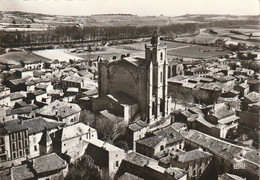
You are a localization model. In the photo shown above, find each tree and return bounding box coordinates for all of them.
[65,154,102,180]
[193,89,209,104]
[114,141,129,152]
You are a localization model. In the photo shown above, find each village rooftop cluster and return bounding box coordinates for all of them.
[0,13,259,180]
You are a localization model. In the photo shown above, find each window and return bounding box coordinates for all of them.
[12,152,16,159]
[18,141,22,149]
[114,161,119,168]
[64,144,66,146]
[199,168,202,175]
[19,150,23,157]
[11,134,15,141]
[34,145,37,151]
[160,145,164,151]
[193,169,196,176]
[160,52,163,61]
[12,143,16,151]
[70,118,74,123]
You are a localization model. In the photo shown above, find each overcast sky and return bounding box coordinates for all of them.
[0,0,259,16]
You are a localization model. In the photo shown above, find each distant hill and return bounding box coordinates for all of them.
[0,11,259,27]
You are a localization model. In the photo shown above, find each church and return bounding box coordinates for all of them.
[93,32,171,125]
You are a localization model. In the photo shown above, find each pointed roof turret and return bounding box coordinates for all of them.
[39,126,52,147]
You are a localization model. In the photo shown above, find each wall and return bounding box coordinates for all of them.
[238,111,259,129]
[108,150,126,177]
[61,112,81,125]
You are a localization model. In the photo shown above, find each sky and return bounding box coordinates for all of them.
[0,0,259,16]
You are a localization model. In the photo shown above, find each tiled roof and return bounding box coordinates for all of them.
[182,130,260,177]
[52,122,96,141]
[14,101,28,107]
[36,100,81,118]
[12,164,35,180]
[165,167,187,179]
[218,173,245,180]
[214,76,235,82]
[31,153,67,174]
[154,125,184,144]
[63,76,84,83]
[129,123,143,132]
[136,135,165,148]
[10,92,24,101]
[118,172,144,180]
[9,77,30,85]
[123,152,157,167]
[175,149,212,163]
[100,110,124,122]
[34,90,46,96]
[11,104,38,115]
[22,117,65,135]
[88,138,124,152]
[244,91,260,103]
[0,119,27,135]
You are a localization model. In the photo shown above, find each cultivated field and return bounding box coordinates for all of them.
[174,26,260,47]
[70,40,229,60]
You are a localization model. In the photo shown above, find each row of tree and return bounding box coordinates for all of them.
[0,19,258,48]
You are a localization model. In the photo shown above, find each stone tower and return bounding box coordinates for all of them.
[145,31,169,123]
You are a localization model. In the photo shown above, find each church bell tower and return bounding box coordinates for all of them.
[145,31,169,124]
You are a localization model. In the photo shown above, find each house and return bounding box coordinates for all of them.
[21,117,65,158]
[247,79,260,93]
[0,86,11,107]
[241,91,260,111]
[183,129,260,180]
[186,67,210,77]
[51,122,97,162]
[22,59,44,70]
[61,75,85,91]
[10,104,39,119]
[117,152,187,180]
[0,153,68,180]
[85,139,125,177]
[126,120,149,151]
[170,149,212,179]
[0,119,29,165]
[239,92,260,129]
[205,104,238,138]
[154,125,185,154]
[136,135,167,159]
[10,92,25,107]
[118,172,144,180]
[214,76,236,92]
[7,77,29,92]
[36,100,81,125]
[234,83,249,98]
